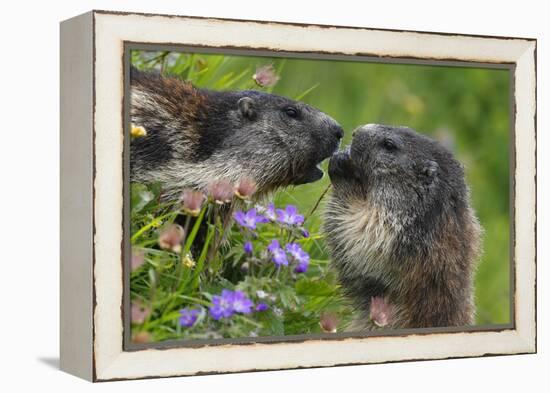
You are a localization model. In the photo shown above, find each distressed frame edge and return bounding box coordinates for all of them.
[91,9,537,42]
[89,11,537,382]
[512,40,537,354]
[59,11,95,381]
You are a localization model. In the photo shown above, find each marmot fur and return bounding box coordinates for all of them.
[324,124,482,330]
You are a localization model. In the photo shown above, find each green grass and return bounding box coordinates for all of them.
[129,49,510,343]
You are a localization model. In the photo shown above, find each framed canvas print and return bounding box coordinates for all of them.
[60,10,537,382]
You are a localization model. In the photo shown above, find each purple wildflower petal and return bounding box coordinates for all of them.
[286,243,310,263]
[243,241,253,254]
[209,290,235,320]
[286,242,310,273]
[234,211,247,227]
[256,212,269,224]
[276,205,304,226]
[267,239,281,252]
[232,290,254,314]
[264,203,277,221]
[255,303,269,312]
[267,239,288,266]
[294,261,309,273]
[234,209,268,230]
[272,249,289,266]
[179,308,200,327]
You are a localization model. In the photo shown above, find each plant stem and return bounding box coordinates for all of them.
[180,215,192,255]
[209,202,235,262]
[207,204,220,263]
[303,184,331,224]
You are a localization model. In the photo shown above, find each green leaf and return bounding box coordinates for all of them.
[270,316,285,336]
[295,277,335,297]
[294,83,320,101]
[130,183,155,214]
[278,287,298,309]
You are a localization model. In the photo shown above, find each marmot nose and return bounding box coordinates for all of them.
[332,125,344,140]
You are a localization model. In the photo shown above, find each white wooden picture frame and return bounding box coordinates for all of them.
[60,10,536,382]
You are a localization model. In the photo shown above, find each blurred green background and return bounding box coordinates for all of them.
[132,50,511,325]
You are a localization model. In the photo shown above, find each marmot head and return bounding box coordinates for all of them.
[325,123,475,281]
[213,89,344,187]
[328,123,467,224]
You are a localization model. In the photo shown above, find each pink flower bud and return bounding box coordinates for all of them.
[132,331,152,343]
[131,248,145,271]
[319,312,339,333]
[131,302,151,324]
[207,180,234,204]
[158,224,185,253]
[235,177,258,200]
[252,65,280,87]
[369,296,394,327]
[181,190,205,216]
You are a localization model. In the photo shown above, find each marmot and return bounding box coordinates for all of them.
[324,124,482,330]
[130,68,344,200]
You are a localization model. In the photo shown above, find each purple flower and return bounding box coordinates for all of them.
[255,303,269,312]
[294,262,309,273]
[234,208,268,230]
[208,289,255,320]
[286,242,310,273]
[267,239,281,253]
[264,203,277,221]
[267,239,288,266]
[179,308,200,327]
[243,241,253,254]
[209,289,235,320]
[232,290,254,314]
[276,205,304,226]
[301,229,310,238]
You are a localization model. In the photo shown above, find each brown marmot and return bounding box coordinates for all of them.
[130,67,344,200]
[324,124,482,330]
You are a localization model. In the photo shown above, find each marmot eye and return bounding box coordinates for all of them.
[284,107,299,118]
[383,139,397,151]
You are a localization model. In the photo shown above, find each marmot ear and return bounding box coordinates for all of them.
[238,97,256,120]
[422,160,439,181]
